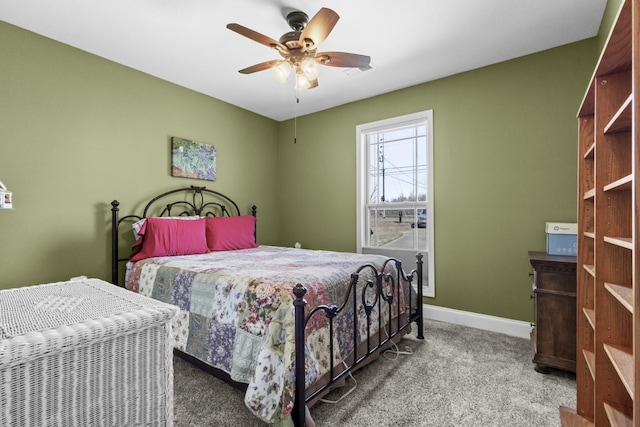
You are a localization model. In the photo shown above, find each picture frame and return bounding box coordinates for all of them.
[171,137,217,181]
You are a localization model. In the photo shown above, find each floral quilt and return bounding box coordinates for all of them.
[125,246,407,426]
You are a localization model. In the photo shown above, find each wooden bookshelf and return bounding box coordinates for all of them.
[561,0,639,425]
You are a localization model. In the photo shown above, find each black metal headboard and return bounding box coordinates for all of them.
[110,186,256,285]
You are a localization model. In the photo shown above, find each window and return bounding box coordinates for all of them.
[356,110,434,297]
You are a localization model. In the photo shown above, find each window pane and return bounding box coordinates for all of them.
[416,135,427,201]
[379,138,416,202]
[367,208,427,250]
[367,127,427,204]
[367,209,376,246]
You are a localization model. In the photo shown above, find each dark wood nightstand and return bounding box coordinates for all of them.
[528,251,577,373]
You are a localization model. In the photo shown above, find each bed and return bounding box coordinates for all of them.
[110,186,424,427]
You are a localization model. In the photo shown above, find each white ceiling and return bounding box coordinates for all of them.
[1,0,606,122]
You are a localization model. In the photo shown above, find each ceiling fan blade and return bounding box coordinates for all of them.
[308,78,318,89]
[238,60,282,74]
[227,23,285,50]
[316,52,371,69]
[299,8,339,51]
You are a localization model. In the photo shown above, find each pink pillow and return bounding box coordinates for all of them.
[130,217,209,262]
[205,216,258,251]
[132,216,200,241]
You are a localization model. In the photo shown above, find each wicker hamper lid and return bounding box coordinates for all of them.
[0,278,178,366]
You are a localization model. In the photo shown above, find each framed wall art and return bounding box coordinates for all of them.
[171,137,216,181]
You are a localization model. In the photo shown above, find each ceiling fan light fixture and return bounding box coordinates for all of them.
[295,69,312,90]
[272,61,293,83]
[300,57,320,80]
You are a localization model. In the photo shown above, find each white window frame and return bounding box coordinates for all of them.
[356,110,435,297]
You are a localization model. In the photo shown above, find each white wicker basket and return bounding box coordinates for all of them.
[0,278,178,426]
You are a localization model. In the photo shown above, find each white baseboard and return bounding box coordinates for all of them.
[423,304,532,339]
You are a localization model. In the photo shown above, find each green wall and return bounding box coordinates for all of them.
[0,12,611,323]
[277,39,597,322]
[0,21,279,288]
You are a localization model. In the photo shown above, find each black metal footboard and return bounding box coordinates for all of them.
[292,254,424,427]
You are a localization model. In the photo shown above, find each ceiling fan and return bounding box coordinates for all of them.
[227,7,371,90]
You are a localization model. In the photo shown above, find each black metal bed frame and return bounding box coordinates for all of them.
[110,186,424,427]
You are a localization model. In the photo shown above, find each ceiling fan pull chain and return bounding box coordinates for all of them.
[294,89,299,144]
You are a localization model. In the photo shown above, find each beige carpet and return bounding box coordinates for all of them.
[173,319,576,426]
